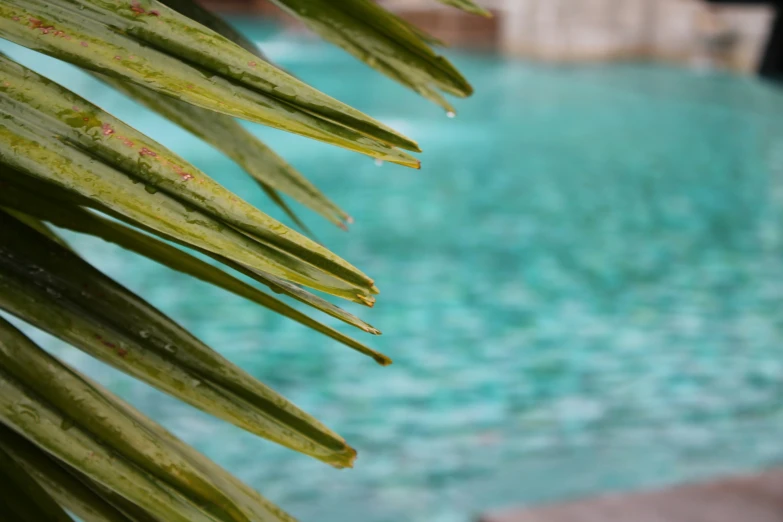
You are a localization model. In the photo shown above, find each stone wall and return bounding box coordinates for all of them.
[500,0,773,72]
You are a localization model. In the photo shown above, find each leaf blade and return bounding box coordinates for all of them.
[0,424,144,522]
[0,440,75,522]
[0,52,376,298]
[0,0,420,163]
[0,211,358,467]
[94,72,351,228]
[0,185,390,363]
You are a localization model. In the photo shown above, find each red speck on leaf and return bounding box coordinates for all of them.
[29,18,56,34]
[80,41,88,47]
[101,123,115,136]
[94,334,117,349]
[117,348,128,358]
[139,147,157,157]
[248,61,257,67]
[149,10,160,16]
[130,1,146,14]
[181,173,194,181]
[12,16,19,22]
[72,105,80,112]
[114,55,122,61]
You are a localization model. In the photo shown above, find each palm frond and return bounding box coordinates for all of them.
[0,0,420,159]
[94,72,351,229]
[0,182,389,363]
[0,317,298,521]
[0,0,478,519]
[0,211,357,468]
[0,424,144,522]
[0,54,376,302]
[270,0,473,112]
[0,176,383,327]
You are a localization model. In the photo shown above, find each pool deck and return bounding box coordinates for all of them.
[480,469,783,522]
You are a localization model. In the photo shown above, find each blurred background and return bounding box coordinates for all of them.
[5,0,783,521]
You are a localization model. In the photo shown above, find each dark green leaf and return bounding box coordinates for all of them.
[0,211,358,468]
[0,184,390,364]
[0,438,74,522]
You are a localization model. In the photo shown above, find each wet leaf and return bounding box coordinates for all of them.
[158,0,269,59]
[0,183,390,364]
[0,320,295,521]
[0,0,422,159]
[0,176,382,326]
[270,0,473,111]
[94,72,351,228]
[0,100,375,304]
[0,424,144,522]
[0,211,358,468]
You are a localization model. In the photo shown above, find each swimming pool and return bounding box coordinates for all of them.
[5,21,783,522]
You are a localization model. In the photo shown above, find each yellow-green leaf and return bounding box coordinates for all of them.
[95,72,351,228]
[0,52,377,300]
[0,211,357,468]
[0,0,421,161]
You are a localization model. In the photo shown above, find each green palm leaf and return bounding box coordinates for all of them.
[0,424,145,522]
[0,211,357,468]
[0,175,383,327]
[0,318,296,522]
[0,54,378,302]
[95,72,351,229]
[0,0,478,518]
[0,0,420,159]
[0,182,390,364]
[159,0,270,59]
[270,0,473,112]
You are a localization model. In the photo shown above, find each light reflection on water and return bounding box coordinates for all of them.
[4,21,783,522]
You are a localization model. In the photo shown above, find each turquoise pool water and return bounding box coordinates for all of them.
[5,22,783,522]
